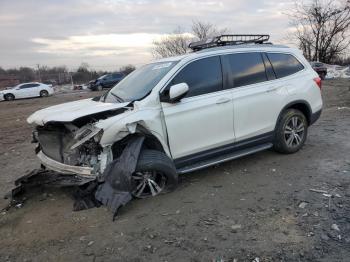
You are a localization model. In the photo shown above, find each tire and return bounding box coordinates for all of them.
[4,93,15,101]
[273,109,308,154]
[40,90,49,97]
[131,149,178,198]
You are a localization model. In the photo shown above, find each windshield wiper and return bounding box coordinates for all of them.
[110,92,124,103]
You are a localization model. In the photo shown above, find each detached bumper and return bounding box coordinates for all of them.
[37,151,95,178]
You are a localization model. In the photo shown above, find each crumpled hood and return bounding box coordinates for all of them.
[27,98,129,125]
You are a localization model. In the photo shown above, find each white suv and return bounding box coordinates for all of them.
[27,36,323,198]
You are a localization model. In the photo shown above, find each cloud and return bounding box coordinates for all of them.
[0,0,294,69]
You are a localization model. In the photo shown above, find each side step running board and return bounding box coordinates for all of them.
[177,143,273,174]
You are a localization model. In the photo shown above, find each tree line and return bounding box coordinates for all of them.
[0,63,136,85]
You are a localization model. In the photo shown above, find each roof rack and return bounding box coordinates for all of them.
[189,34,271,51]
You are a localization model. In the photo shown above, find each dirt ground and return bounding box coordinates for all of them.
[0,80,349,262]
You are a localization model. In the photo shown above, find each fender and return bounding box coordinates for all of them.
[275,100,312,129]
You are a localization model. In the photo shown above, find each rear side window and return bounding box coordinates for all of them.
[226,52,267,88]
[267,53,304,78]
[170,56,223,97]
[20,84,33,89]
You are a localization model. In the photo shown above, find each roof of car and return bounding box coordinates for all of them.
[155,44,295,63]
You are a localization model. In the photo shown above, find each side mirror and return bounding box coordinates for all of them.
[165,83,189,103]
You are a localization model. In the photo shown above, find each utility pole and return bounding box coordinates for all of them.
[36,64,41,82]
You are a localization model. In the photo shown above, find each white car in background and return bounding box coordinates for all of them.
[0,82,54,101]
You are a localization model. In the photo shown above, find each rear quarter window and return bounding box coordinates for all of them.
[267,53,304,78]
[225,52,267,88]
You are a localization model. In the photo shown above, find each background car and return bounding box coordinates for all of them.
[89,72,125,91]
[310,61,328,80]
[0,82,54,101]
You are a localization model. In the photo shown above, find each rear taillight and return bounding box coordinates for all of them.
[313,77,322,90]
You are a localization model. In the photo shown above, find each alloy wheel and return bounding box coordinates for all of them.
[131,171,166,198]
[284,116,305,147]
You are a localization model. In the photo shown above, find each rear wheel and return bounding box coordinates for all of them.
[4,93,15,101]
[131,150,178,198]
[274,109,308,154]
[40,90,49,97]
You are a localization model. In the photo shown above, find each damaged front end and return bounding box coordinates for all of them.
[33,122,109,178]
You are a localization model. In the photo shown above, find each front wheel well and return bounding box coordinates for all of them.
[111,134,165,159]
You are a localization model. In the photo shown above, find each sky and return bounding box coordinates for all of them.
[0,0,295,70]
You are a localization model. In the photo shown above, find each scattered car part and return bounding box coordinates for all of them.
[95,136,145,220]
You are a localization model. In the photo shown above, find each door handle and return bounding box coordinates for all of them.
[216,97,231,104]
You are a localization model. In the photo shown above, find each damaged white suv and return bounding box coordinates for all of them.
[27,35,323,198]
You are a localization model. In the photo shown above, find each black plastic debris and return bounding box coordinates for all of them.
[5,169,95,200]
[4,136,145,220]
[95,136,145,220]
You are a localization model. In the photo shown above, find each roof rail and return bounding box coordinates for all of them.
[189,34,271,52]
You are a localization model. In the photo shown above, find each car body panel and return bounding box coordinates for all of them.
[27,98,130,125]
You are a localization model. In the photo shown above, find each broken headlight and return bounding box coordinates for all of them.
[70,125,103,150]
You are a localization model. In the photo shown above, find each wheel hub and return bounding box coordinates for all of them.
[131,171,166,198]
[284,116,305,147]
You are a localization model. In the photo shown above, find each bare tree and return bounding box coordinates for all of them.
[152,21,227,58]
[152,27,192,58]
[287,0,350,63]
[192,20,227,40]
[119,64,136,75]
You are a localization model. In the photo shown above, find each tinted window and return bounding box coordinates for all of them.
[226,53,267,88]
[20,84,33,89]
[112,73,123,78]
[262,53,276,80]
[170,56,223,97]
[267,53,304,78]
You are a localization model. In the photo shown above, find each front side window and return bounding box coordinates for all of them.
[169,56,223,98]
[267,53,304,78]
[226,52,267,88]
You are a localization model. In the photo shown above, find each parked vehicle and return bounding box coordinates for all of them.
[310,61,327,80]
[0,82,54,101]
[89,73,125,91]
[27,35,322,198]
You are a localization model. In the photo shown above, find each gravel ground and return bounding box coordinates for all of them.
[0,80,349,262]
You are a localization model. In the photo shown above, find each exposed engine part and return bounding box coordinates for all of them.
[36,123,103,174]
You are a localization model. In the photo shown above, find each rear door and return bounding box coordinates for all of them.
[161,56,235,160]
[222,52,288,141]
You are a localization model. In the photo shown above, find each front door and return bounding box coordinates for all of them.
[161,56,235,160]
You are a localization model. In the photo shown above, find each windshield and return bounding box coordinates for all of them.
[104,61,178,103]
